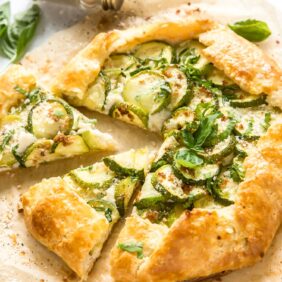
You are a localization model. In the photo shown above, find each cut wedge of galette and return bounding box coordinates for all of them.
[0,65,116,170]
[21,148,154,280]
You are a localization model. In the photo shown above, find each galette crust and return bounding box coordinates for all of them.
[199,26,282,96]
[0,64,36,121]
[21,177,110,280]
[52,10,215,100]
[111,120,282,282]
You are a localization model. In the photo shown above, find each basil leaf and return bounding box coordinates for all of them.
[104,208,112,223]
[228,19,271,42]
[0,4,40,62]
[180,128,195,148]
[118,242,144,259]
[0,1,10,38]
[194,112,221,147]
[175,148,203,169]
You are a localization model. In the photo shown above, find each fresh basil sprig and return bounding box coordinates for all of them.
[0,1,10,38]
[0,4,40,62]
[118,242,144,259]
[228,19,271,42]
[175,148,203,169]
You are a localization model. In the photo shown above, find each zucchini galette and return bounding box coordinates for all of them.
[23,8,282,282]
[0,65,116,170]
[21,148,153,280]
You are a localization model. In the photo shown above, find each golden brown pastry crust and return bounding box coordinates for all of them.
[111,120,282,282]
[0,64,36,121]
[199,26,282,96]
[52,9,215,100]
[22,177,110,280]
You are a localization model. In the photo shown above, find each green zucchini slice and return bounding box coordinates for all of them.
[114,176,139,216]
[54,135,89,156]
[150,135,179,172]
[188,85,217,111]
[173,161,219,184]
[27,99,74,139]
[23,140,57,167]
[162,107,196,137]
[199,135,236,163]
[163,66,191,110]
[152,164,187,202]
[0,149,17,167]
[234,110,272,140]
[177,40,211,74]
[87,199,120,223]
[109,102,148,129]
[103,54,138,71]
[229,92,266,108]
[134,41,173,64]
[135,173,166,210]
[103,148,150,180]
[122,71,171,114]
[69,162,115,190]
[84,73,110,111]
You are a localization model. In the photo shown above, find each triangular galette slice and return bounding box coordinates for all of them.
[0,65,116,170]
[21,148,154,280]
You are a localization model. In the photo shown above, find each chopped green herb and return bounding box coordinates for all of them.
[228,19,271,42]
[0,1,10,38]
[118,242,144,259]
[174,148,203,169]
[105,208,112,223]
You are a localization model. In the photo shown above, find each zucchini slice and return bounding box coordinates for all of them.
[152,164,187,202]
[0,149,17,167]
[173,161,219,184]
[103,148,150,180]
[150,135,179,172]
[162,107,196,137]
[83,73,110,111]
[69,162,115,190]
[114,176,139,216]
[27,99,74,139]
[135,173,166,210]
[188,85,217,111]
[104,54,137,70]
[163,66,191,110]
[208,170,238,205]
[109,102,148,129]
[54,135,89,156]
[81,129,114,151]
[234,110,272,140]
[134,41,173,64]
[87,199,120,223]
[23,140,57,167]
[199,135,236,163]
[207,68,233,86]
[177,40,211,74]
[122,71,171,114]
[229,92,266,108]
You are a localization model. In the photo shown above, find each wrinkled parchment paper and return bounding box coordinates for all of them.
[0,0,282,281]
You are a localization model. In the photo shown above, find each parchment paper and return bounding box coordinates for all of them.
[0,0,281,281]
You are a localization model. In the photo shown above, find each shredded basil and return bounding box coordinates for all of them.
[118,242,144,259]
[175,148,203,169]
[228,19,271,42]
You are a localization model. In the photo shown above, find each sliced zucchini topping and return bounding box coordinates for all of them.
[109,102,148,129]
[69,162,115,190]
[87,199,120,223]
[114,176,139,216]
[162,107,196,137]
[152,164,188,202]
[122,71,171,114]
[103,148,150,180]
[134,41,173,65]
[27,99,74,139]
[103,54,137,71]
[83,73,110,111]
[163,66,191,110]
